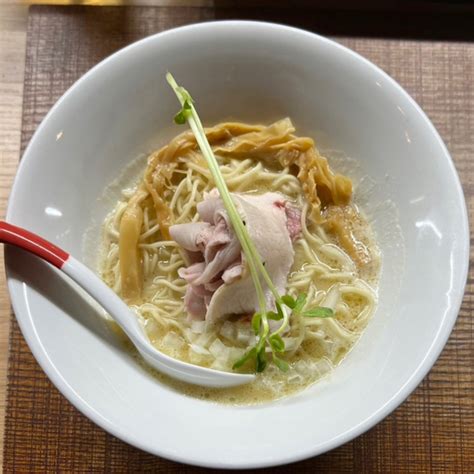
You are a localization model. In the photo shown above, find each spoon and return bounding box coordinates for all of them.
[0,221,255,388]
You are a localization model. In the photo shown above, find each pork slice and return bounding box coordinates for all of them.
[204,278,224,292]
[205,192,294,323]
[222,261,244,284]
[285,203,302,242]
[203,218,232,263]
[169,222,212,252]
[170,190,298,324]
[184,285,208,319]
[178,262,205,283]
[196,189,223,223]
[177,263,208,319]
[195,242,241,286]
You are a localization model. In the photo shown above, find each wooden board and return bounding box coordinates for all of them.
[3,5,473,472]
[0,4,28,468]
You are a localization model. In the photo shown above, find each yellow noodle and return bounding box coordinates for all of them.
[99,121,380,404]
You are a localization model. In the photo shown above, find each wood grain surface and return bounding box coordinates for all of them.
[0,3,28,468]
[3,5,473,472]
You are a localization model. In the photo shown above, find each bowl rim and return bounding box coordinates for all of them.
[6,20,470,468]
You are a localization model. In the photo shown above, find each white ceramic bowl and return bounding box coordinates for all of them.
[5,22,469,468]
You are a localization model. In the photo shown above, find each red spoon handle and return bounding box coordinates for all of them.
[0,221,69,269]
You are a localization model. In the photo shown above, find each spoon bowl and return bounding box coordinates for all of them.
[0,220,255,388]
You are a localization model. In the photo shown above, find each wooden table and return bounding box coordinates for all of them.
[0,2,473,471]
[0,3,28,468]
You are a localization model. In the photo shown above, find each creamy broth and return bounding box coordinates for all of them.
[99,120,380,404]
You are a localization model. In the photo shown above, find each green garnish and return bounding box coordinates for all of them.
[174,98,193,124]
[167,73,334,373]
[269,334,285,353]
[272,354,289,372]
[251,313,262,335]
[282,293,334,318]
[302,307,334,318]
[281,294,296,309]
[293,293,307,314]
[232,347,257,370]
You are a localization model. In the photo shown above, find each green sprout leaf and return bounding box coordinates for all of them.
[269,334,285,353]
[303,307,334,318]
[267,311,283,321]
[293,293,307,314]
[281,294,296,309]
[173,99,192,124]
[277,302,285,320]
[232,347,257,370]
[273,355,289,372]
[251,312,262,336]
[256,347,267,372]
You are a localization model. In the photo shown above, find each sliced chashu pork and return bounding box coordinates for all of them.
[169,190,300,323]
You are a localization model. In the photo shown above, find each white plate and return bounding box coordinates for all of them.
[5,22,469,468]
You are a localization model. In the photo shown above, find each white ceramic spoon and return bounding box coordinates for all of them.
[1,221,255,388]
